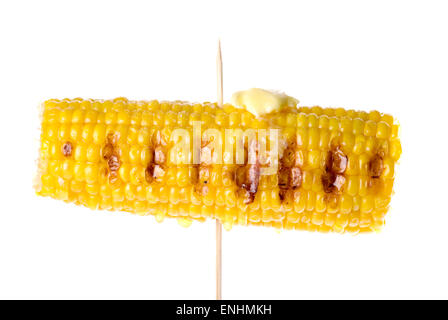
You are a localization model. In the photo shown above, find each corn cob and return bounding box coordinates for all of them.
[35,97,401,233]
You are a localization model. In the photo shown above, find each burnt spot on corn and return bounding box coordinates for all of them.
[246,162,261,202]
[322,146,347,194]
[102,143,114,160]
[106,132,119,145]
[369,154,384,178]
[199,165,210,184]
[191,165,199,185]
[322,171,346,194]
[107,154,120,184]
[367,176,382,193]
[235,163,260,204]
[325,146,347,174]
[144,162,155,183]
[291,168,302,188]
[278,142,302,202]
[107,154,120,171]
[154,146,166,165]
[62,141,73,157]
[194,139,213,195]
[367,153,385,193]
[102,133,121,184]
[145,131,167,183]
[152,164,166,180]
[145,162,166,183]
[234,139,260,204]
[278,166,290,190]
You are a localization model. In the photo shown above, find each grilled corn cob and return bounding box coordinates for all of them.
[35,97,401,233]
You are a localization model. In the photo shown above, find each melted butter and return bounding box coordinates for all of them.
[231,88,299,118]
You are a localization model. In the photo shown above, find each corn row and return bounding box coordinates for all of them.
[35,97,401,233]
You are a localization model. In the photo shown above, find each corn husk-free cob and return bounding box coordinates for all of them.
[35,97,401,233]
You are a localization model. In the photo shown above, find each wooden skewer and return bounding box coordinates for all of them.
[216,39,223,301]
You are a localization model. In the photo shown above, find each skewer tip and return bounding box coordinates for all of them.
[216,39,223,107]
[216,38,223,301]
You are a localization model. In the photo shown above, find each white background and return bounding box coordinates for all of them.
[0,0,447,299]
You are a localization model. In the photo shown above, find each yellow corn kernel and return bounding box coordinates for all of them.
[364,120,377,137]
[346,176,359,196]
[311,212,324,226]
[328,117,340,131]
[340,195,353,214]
[376,121,391,139]
[361,195,374,213]
[85,164,99,184]
[391,140,402,161]
[307,150,321,169]
[36,97,400,234]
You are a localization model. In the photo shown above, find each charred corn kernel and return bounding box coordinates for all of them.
[36,97,400,234]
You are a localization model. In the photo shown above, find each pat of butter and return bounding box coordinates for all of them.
[231,88,299,117]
